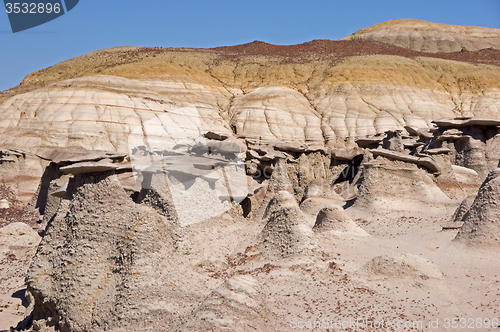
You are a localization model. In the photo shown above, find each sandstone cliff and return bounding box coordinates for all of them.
[1,24,500,202]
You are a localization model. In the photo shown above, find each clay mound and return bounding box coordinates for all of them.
[354,161,453,212]
[455,169,500,247]
[344,19,500,53]
[261,191,298,220]
[25,171,217,332]
[313,205,369,237]
[257,191,319,260]
[299,197,344,220]
[452,194,476,222]
[362,252,444,281]
[177,275,275,332]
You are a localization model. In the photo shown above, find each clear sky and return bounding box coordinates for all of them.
[1,0,499,91]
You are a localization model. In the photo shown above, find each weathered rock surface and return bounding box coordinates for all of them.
[177,275,275,332]
[0,223,40,330]
[455,169,500,247]
[1,23,500,201]
[2,19,500,332]
[451,194,476,222]
[257,191,320,262]
[355,158,453,211]
[313,205,369,236]
[362,252,444,281]
[26,171,217,332]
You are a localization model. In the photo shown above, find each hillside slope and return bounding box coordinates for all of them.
[343,19,500,53]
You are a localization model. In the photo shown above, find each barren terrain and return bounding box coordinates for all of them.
[0,19,500,332]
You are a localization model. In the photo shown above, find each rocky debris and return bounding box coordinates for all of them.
[313,205,369,236]
[455,168,500,247]
[176,275,275,332]
[257,191,320,261]
[344,19,500,53]
[362,252,444,282]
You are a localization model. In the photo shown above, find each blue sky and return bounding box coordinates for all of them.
[1,0,499,91]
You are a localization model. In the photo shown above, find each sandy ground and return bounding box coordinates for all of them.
[261,204,500,331]
[1,200,499,331]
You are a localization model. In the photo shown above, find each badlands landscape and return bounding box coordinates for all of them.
[0,19,500,331]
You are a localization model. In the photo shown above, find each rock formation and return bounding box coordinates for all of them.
[313,205,369,237]
[455,168,500,247]
[1,19,500,332]
[354,157,453,212]
[344,19,500,53]
[26,170,205,331]
[177,275,275,332]
[256,191,320,262]
[362,252,444,281]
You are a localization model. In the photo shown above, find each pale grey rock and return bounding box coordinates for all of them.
[432,117,500,129]
[370,149,441,174]
[455,168,500,247]
[257,191,320,261]
[177,275,276,332]
[363,253,444,281]
[313,205,369,236]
